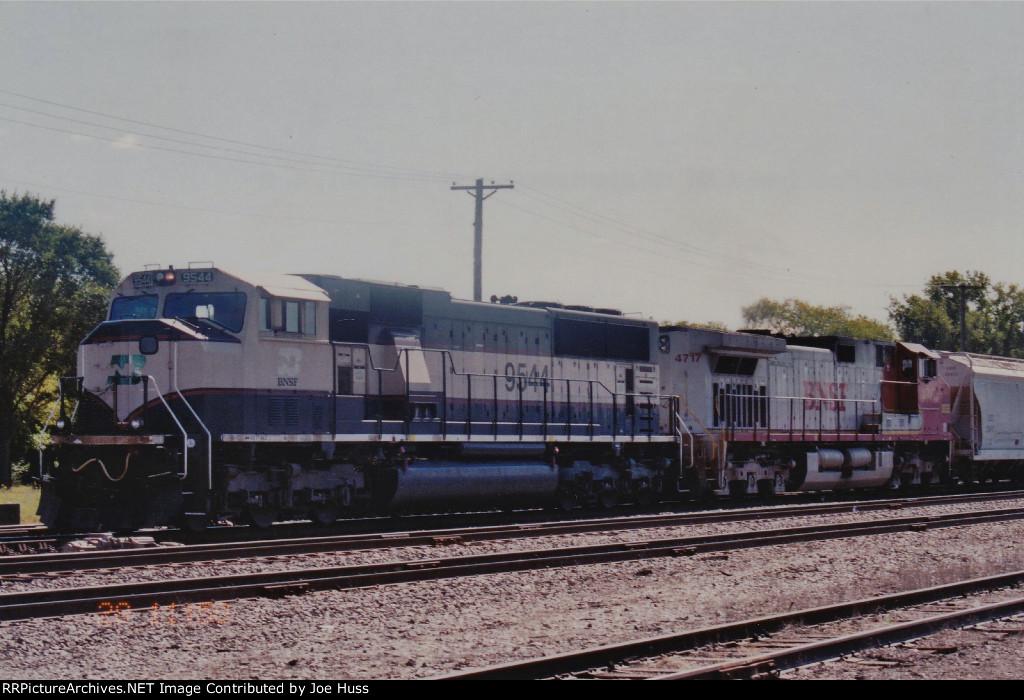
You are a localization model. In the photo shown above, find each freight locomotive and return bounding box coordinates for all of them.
[35,264,1024,531]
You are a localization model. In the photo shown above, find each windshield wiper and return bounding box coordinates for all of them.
[195,316,234,333]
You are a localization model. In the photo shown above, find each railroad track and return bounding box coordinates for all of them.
[0,524,50,542]
[5,484,1018,553]
[0,524,59,556]
[3,503,1024,622]
[0,524,47,534]
[439,570,1024,679]
[2,490,1021,575]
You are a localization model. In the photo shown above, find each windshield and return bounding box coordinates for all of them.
[110,294,158,320]
[164,292,247,333]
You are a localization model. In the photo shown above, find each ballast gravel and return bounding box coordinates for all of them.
[4,499,1024,680]
[2,496,1023,595]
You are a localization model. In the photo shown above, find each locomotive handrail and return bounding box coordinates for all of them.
[713,389,882,442]
[947,422,974,458]
[37,399,61,478]
[172,344,213,490]
[332,341,672,440]
[346,340,653,408]
[739,393,881,403]
[878,375,953,416]
[139,376,192,480]
[675,392,719,464]
[675,410,694,469]
[37,376,83,479]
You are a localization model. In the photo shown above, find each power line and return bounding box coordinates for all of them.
[0,175,462,227]
[494,196,835,286]
[0,114,440,181]
[0,100,429,177]
[518,186,789,274]
[513,185,919,290]
[0,89,932,294]
[0,87,471,181]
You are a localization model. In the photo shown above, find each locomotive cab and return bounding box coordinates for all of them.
[38,265,333,530]
[877,342,946,433]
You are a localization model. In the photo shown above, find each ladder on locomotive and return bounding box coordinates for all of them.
[673,396,721,493]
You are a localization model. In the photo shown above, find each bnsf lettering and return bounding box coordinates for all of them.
[277,377,298,387]
[803,381,847,411]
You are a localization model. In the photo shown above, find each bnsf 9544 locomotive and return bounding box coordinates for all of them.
[36,265,1024,531]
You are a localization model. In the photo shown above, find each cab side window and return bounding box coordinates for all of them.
[285,301,300,333]
[262,297,317,337]
[260,298,272,331]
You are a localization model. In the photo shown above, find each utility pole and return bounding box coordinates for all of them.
[942,283,984,352]
[451,178,514,301]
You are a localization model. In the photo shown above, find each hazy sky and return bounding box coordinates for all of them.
[2,2,1022,328]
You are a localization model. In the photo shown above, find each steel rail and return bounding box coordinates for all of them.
[658,595,1024,679]
[4,506,1024,622]
[3,490,1021,575]
[440,569,1024,680]
[0,524,48,535]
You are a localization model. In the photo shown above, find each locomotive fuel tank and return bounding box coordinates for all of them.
[791,449,895,491]
[387,460,560,509]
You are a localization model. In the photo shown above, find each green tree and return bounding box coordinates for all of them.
[741,297,895,340]
[662,319,730,332]
[889,271,1024,357]
[0,192,118,486]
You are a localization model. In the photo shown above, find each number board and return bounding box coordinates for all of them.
[131,270,215,288]
[180,270,215,285]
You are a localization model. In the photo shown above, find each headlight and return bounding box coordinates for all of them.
[154,269,176,286]
[129,418,145,430]
[55,418,66,430]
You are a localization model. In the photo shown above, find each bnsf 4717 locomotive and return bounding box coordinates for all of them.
[36,265,1024,530]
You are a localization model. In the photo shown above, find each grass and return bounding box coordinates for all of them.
[0,484,41,524]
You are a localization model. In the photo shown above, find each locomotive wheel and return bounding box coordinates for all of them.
[311,505,339,526]
[774,473,786,495]
[145,487,184,529]
[248,506,278,529]
[598,485,617,509]
[635,486,656,508]
[756,478,775,498]
[181,512,209,533]
[557,486,579,511]
[68,507,101,533]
